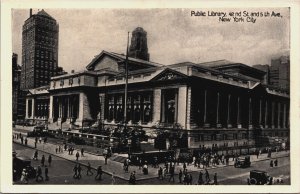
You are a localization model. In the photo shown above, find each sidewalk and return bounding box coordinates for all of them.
[12,129,290,181]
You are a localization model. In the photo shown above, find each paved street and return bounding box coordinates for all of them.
[13,140,290,185]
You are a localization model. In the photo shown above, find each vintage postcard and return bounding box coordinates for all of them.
[1,0,300,193]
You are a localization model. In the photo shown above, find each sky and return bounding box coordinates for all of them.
[12,8,290,73]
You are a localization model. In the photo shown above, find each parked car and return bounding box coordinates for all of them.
[248,170,272,185]
[234,155,251,168]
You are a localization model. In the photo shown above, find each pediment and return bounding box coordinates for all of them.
[150,68,187,82]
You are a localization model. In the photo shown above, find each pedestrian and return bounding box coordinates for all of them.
[86,162,93,176]
[39,137,42,144]
[35,136,38,144]
[44,137,47,144]
[45,165,49,181]
[188,173,193,185]
[274,158,278,167]
[36,166,43,182]
[256,150,259,159]
[41,155,45,166]
[73,164,78,179]
[158,167,163,180]
[198,171,204,185]
[20,169,28,184]
[129,171,136,185]
[270,160,274,167]
[21,136,24,144]
[68,147,71,155]
[183,162,187,171]
[58,145,61,153]
[213,173,218,185]
[81,148,84,157]
[25,138,28,146]
[76,151,80,161]
[178,169,183,183]
[77,164,82,179]
[64,143,67,151]
[48,155,52,167]
[111,172,115,185]
[95,166,103,180]
[33,150,38,160]
[169,166,175,182]
[162,166,167,180]
[105,154,108,165]
[143,163,148,175]
[205,169,210,183]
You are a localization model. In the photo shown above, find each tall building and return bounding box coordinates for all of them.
[12,53,26,121]
[269,56,290,90]
[128,27,150,61]
[20,9,59,90]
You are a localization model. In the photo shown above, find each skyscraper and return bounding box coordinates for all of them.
[20,9,59,90]
[269,56,290,90]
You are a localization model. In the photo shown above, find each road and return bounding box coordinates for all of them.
[13,143,290,185]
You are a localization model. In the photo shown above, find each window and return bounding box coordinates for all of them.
[233,133,238,140]
[60,79,64,86]
[69,78,73,85]
[211,134,217,141]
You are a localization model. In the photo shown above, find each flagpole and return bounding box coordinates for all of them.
[124,32,130,124]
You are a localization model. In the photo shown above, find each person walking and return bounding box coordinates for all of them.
[86,162,93,176]
[41,155,45,166]
[274,158,278,167]
[77,164,82,179]
[95,166,103,180]
[33,150,38,161]
[105,154,108,165]
[48,155,52,167]
[183,162,187,171]
[20,169,28,184]
[39,137,42,144]
[205,169,210,183]
[76,151,80,161]
[25,138,28,146]
[158,167,163,180]
[129,171,136,185]
[213,173,218,185]
[198,171,204,185]
[73,164,78,179]
[178,169,183,183]
[270,160,274,167]
[81,148,84,157]
[169,165,175,182]
[36,166,43,182]
[45,165,49,181]
[21,136,24,144]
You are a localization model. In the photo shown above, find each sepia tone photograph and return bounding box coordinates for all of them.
[10,7,291,186]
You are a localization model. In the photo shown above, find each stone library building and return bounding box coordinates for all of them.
[24,27,290,152]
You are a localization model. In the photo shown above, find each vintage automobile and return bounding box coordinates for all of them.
[13,156,36,181]
[248,170,273,185]
[234,155,251,168]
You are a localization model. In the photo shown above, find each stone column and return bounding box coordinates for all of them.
[66,96,71,124]
[271,101,275,129]
[283,103,287,128]
[237,96,241,128]
[248,97,252,129]
[57,97,62,123]
[25,98,29,119]
[48,96,54,123]
[152,89,161,124]
[31,98,35,119]
[216,92,222,128]
[264,100,268,128]
[227,94,232,128]
[203,89,210,128]
[186,86,191,130]
[277,102,281,128]
[178,86,187,128]
[259,99,262,127]
[75,92,92,126]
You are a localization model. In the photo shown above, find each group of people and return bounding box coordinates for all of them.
[31,150,52,182]
[270,158,278,167]
[13,133,28,146]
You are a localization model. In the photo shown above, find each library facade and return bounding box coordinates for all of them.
[25,50,290,151]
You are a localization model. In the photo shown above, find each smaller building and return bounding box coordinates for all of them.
[12,53,26,122]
